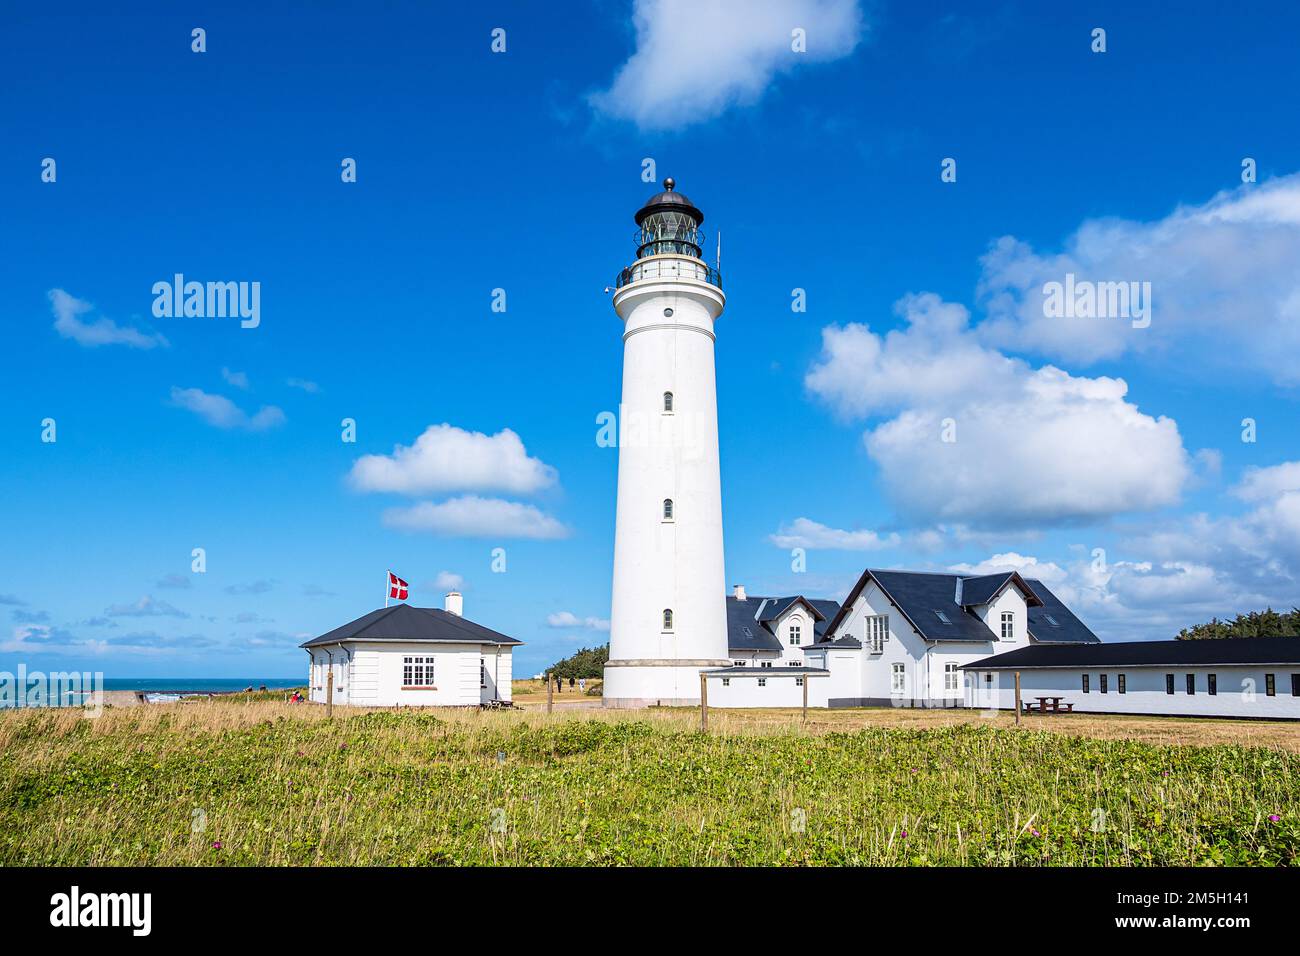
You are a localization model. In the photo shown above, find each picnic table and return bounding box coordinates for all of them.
[1023,696,1074,714]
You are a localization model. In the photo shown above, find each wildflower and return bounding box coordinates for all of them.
[900,830,908,839]
[1269,814,1281,823]
[1031,827,1041,838]
[212,840,223,850]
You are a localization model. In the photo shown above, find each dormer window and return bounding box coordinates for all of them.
[663,498,674,520]
[1043,614,1061,627]
[1000,611,1014,639]
[662,609,673,631]
[789,622,801,646]
[933,609,952,625]
[663,391,674,413]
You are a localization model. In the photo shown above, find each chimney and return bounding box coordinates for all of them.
[733,584,746,601]
[444,591,463,616]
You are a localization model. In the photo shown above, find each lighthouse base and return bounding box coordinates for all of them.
[601,659,733,709]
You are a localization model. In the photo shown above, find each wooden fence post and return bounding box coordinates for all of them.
[1014,671,1021,726]
[326,667,334,720]
[699,672,708,732]
[546,671,553,714]
[802,674,808,723]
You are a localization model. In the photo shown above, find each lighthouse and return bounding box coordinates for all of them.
[603,179,730,707]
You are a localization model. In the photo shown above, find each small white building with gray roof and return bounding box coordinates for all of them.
[301,592,521,707]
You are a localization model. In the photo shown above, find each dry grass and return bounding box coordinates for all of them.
[1,697,1297,866]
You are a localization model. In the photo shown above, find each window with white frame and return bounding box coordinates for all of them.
[662,608,673,631]
[663,391,674,413]
[663,498,673,520]
[480,658,487,689]
[721,677,730,687]
[891,663,906,694]
[944,662,958,692]
[733,660,746,667]
[760,661,772,668]
[795,676,804,687]
[757,677,767,687]
[789,621,802,645]
[1000,611,1014,640]
[403,656,435,688]
[865,614,889,654]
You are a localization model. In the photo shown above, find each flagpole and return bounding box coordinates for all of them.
[385,569,389,608]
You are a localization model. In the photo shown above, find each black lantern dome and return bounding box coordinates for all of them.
[634,178,705,260]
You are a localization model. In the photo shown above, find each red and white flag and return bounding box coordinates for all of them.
[387,570,409,602]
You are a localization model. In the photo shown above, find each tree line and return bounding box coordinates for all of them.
[1176,607,1300,640]
[547,644,608,679]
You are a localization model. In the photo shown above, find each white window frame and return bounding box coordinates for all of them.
[757,677,767,688]
[891,663,906,694]
[663,391,674,414]
[1000,611,1014,640]
[865,614,889,654]
[662,498,674,521]
[788,620,802,646]
[403,655,435,688]
[944,662,958,692]
[480,657,487,690]
[662,609,673,632]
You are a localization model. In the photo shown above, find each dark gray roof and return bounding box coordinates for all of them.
[635,179,703,225]
[726,595,842,652]
[300,604,522,649]
[964,636,1300,670]
[959,573,1015,607]
[869,570,1007,643]
[806,634,863,649]
[1024,579,1100,644]
[823,568,1088,645]
[703,665,830,676]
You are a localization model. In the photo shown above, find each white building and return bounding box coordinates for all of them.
[300,592,520,707]
[963,638,1300,719]
[705,569,1300,719]
[604,179,731,707]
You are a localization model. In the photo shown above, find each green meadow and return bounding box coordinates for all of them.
[0,701,1296,866]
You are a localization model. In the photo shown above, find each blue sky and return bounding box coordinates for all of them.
[4,0,1300,679]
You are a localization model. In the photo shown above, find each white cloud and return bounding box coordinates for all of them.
[382,496,569,540]
[49,289,167,349]
[432,571,464,591]
[1232,461,1300,503]
[221,367,251,390]
[348,424,557,497]
[287,377,320,393]
[805,294,1191,528]
[590,0,863,129]
[977,173,1300,384]
[169,387,285,431]
[105,595,189,618]
[947,551,1068,585]
[546,611,611,631]
[769,517,900,550]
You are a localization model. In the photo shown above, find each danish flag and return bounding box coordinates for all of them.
[387,570,409,602]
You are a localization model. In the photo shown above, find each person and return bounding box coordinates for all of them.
[555,676,562,693]
[579,678,586,692]
[568,676,575,690]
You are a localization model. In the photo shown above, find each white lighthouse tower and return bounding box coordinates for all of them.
[603,179,730,707]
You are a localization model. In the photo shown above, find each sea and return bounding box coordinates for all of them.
[0,676,302,708]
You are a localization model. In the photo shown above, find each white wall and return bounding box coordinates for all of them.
[966,666,1300,719]
[605,254,730,706]
[309,642,504,707]
[706,673,829,708]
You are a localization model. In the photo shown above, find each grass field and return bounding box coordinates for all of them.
[1,698,1296,866]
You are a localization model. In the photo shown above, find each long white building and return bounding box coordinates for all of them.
[705,570,1300,719]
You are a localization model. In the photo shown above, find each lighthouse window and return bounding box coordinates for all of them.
[662,498,673,520]
[663,307,674,318]
[663,391,674,413]
[662,609,673,631]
